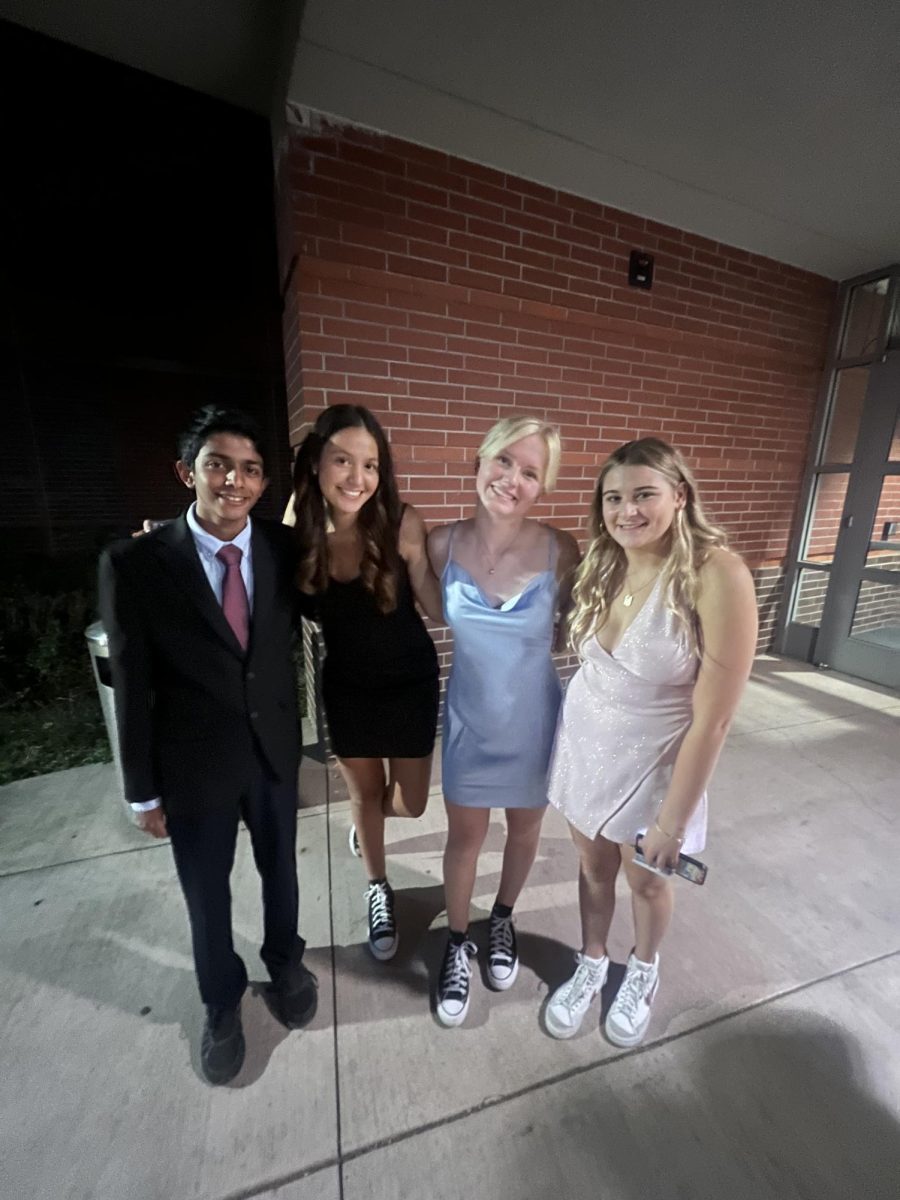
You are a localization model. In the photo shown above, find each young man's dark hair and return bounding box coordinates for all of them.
[177,405,265,470]
[98,410,315,1084]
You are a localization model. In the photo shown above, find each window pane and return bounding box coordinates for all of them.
[791,568,830,626]
[865,474,900,572]
[820,367,868,463]
[850,579,900,648]
[802,473,849,564]
[840,277,889,359]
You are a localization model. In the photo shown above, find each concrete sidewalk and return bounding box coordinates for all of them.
[1,655,898,1200]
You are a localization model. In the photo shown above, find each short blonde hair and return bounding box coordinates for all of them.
[477,416,562,491]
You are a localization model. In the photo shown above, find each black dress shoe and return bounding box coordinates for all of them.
[201,1006,245,1084]
[269,961,318,1029]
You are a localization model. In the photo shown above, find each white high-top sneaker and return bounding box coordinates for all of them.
[604,952,659,1047]
[544,952,609,1039]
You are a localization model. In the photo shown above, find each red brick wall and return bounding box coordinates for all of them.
[278,116,838,666]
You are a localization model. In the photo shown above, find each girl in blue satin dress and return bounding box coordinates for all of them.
[427,417,580,1026]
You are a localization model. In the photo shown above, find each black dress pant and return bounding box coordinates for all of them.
[166,760,305,1010]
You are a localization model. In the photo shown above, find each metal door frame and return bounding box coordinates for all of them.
[775,263,900,688]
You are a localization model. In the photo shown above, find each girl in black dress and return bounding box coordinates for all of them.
[289,405,443,961]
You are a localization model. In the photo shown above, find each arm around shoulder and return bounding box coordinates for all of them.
[426,521,453,578]
[400,505,445,624]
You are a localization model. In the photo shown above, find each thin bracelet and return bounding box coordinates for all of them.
[654,819,684,845]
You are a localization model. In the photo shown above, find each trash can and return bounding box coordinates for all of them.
[85,621,129,813]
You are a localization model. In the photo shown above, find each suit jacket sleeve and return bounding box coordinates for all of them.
[98,547,158,803]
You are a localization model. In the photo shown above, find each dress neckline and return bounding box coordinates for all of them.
[594,575,663,658]
[445,559,553,611]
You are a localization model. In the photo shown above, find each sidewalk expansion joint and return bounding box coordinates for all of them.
[216,1155,340,1200]
[0,815,328,880]
[0,839,173,879]
[335,944,900,1167]
[197,944,900,1200]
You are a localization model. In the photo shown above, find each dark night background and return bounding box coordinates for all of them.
[1,19,291,560]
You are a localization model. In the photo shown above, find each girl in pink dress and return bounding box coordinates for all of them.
[545,438,757,1047]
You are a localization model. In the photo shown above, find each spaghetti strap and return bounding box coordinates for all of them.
[446,520,460,560]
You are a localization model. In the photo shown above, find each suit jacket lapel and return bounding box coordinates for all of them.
[154,516,245,657]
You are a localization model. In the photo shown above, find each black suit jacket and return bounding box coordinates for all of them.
[98,516,300,816]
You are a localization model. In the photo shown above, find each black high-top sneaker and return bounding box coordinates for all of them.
[487,909,519,990]
[366,879,398,961]
[435,935,477,1027]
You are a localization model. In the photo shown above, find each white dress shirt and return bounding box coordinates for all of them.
[185,502,255,612]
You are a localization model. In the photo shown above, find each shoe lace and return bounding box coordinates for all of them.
[367,882,395,935]
[615,963,652,1022]
[557,955,604,1012]
[441,940,476,995]
[489,915,515,963]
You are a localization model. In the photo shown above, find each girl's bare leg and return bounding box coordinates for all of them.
[383,755,433,818]
[442,802,490,931]
[570,826,622,958]
[620,844,674,962]
[495,807,546,908]
[338,757,387,879]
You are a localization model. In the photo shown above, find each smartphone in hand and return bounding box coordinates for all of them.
[633,836,708,886]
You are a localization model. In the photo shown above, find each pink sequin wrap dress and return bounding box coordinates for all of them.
[547,580,707,853]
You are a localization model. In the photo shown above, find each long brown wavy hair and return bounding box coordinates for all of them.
[568,438,729,655]
[291,405,403,613]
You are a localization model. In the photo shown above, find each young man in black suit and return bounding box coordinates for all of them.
[99,406,316,1084]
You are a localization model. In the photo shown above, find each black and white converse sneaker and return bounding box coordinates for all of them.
[436,936,477,1027]
[487,910,519,990]
[366,880,398,961]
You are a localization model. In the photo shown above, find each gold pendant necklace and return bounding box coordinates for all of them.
[622,571,660,607]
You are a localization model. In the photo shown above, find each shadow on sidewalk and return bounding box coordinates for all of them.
[502,1015,900,1200]
[325,882,576,1029]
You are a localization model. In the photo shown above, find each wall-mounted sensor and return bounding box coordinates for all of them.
[629,250,654,289]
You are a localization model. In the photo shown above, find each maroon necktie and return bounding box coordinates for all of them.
[216,544,249,650]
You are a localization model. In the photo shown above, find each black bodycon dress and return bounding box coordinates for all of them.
[315,561,439,759]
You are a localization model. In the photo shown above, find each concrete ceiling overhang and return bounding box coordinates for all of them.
[0,0,298,115]
[288,0,900,280]
[3,0,897,278]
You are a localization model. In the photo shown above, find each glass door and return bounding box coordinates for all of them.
[779,269,900,689]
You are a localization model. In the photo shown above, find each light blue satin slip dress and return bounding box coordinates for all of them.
[440,524,561,808]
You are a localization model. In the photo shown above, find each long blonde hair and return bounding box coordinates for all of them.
[568,438,728,655]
